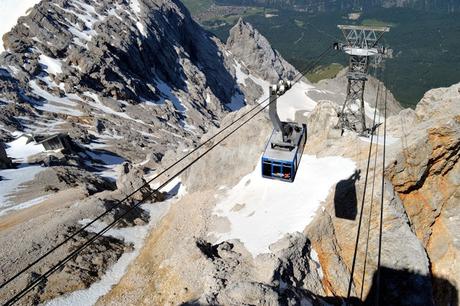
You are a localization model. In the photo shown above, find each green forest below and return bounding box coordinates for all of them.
[183,1,460,108]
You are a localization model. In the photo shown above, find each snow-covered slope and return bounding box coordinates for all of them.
[234,58,316,122]
[213,154,356,256]
[0,0,41,52]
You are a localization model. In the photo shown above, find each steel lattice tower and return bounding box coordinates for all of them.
[335,25,390,135]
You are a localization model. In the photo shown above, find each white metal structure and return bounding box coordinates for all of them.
[335,25,390,135]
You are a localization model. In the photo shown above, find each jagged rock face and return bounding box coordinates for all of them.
[0,0,244,161]
[304,82,460,305]
[226,18,298,84]
[303,121,432,303]
[116,162,153,200]
[198,234,324,305]
[2,0,233,102]
[306,100,339,139]
[386,83,460,305]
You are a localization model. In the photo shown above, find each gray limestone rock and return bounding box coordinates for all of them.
[226,18,298,84]
[116,162,152,201]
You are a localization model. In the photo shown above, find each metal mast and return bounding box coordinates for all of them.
[335,25,390,135]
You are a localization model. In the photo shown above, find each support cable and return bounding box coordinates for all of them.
[346,65,381,301]
[359,83,382,300]
[375,87,388,306]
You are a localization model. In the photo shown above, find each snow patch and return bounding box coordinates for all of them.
[233,60,317,120]
[136,21,147,37]
[39,55,63,75]
[83,92,147,126]
[155,81,187,113]
[0,195,50,217]
[309,248,324,279]
[0,165,44,213]
[234,61,270,100]
[29,80,84,116]
[359,134,400,146]
[212,154,356,256]
[278,81,316,122]
[150,177,187,199]
[130,0,141,14]
[6,136,45,163]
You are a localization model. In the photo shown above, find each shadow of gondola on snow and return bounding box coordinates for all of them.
[334,169,360,220]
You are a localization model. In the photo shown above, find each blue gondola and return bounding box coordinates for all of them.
[261,80,307,183]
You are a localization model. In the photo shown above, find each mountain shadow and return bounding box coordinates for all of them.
[322,266,458,306]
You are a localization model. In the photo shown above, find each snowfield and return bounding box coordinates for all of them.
[213,154,356,257]
[6,135,45,163]
[0,165,44,213]
[0,136,47,215]
[278,81,317,121]
[0,195,50,217]
[0,0,42,52]
[234,60,316,122]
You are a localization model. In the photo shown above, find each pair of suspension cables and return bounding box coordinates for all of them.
[346,62,389,306]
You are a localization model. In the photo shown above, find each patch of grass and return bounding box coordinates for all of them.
[361,18,397,27]
[201,7,266,31]
[181,0,214,14]
[306,63,344,83]
[294,19,304,27]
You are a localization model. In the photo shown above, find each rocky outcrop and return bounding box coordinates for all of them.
[2,0,234,102]
[0,142,12,169]
[226,18,298,84]
[386,83,460,305]
[116,162,152,201]
[196,233,324,305]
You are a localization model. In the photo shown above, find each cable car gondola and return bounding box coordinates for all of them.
[261,80,307,183]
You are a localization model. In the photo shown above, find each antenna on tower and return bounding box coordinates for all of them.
[334,25,390,136]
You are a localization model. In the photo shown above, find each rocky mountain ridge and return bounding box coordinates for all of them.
[1,0,239,163]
